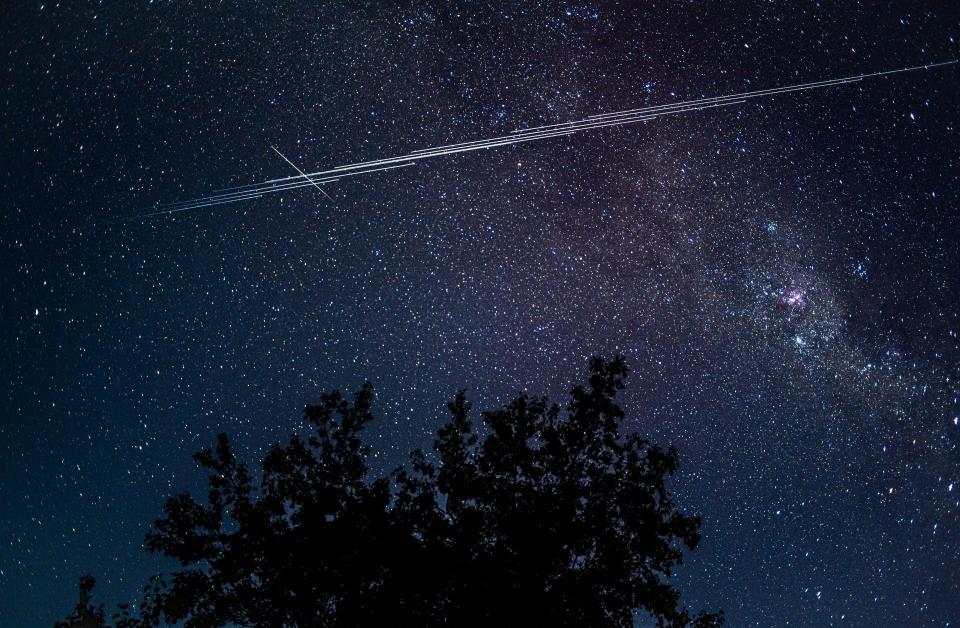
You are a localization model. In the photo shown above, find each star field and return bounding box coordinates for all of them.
[2,2,959,626]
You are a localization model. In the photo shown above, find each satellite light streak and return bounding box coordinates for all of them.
[271,145,337,203]
[135,60,956,221]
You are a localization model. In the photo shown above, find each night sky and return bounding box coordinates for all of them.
[2,2,959,626]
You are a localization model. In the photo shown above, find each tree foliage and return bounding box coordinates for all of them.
[59,357,721,627]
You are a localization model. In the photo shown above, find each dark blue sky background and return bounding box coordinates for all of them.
[2,2,959,625]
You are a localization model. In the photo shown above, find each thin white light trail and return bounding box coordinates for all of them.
[154,162,415,215]
[271,145,336,203]
[132,60,956,220]
[584,59,955,123]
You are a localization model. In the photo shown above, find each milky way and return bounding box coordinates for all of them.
[2,3,959,626]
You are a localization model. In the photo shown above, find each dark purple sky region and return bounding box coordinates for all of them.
[2,3,959,626]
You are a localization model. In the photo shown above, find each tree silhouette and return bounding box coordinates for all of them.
[55,576,105,628]
[59,357,722,627]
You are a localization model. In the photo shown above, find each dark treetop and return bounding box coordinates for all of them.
[57,357,721,627]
